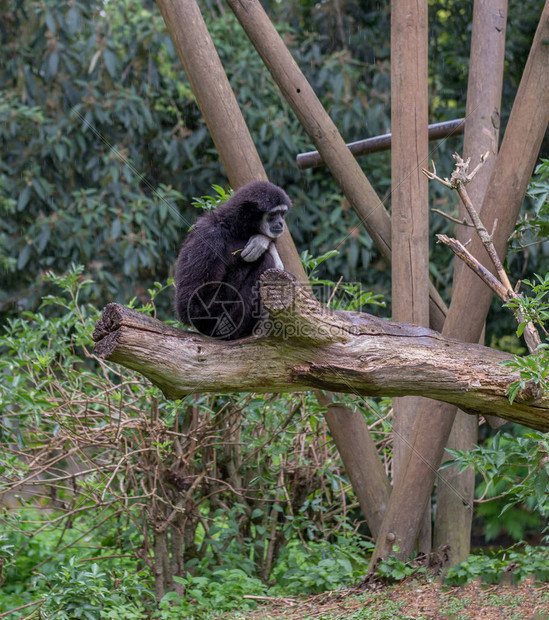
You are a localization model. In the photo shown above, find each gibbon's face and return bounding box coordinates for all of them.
[259,205,289,240]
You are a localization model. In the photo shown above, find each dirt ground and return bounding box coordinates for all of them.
[234,579,549,619]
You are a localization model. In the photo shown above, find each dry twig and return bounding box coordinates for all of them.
[424,153,542,354]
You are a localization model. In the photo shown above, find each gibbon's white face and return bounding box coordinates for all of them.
[259,204,289,239]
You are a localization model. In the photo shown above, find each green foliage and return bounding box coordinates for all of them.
[443,430,549,540]
[36,558,152,619]
[271,536,373,595]
[445,545,549,586]
[506,274,549,338]
[0,0,197,312]
[156,570,267,617]
[501,272,549,405]
[301,248,341,280]
[376,552,427,582]
[190,185,233,213]
[155,534,370,615]
[153,519,372,615]
[1,514,90,601]
[502,343,549,404]
[513,159,549,247]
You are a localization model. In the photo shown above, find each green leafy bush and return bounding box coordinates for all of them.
[156,569,267,617]
[0,266,377,613]
[443,430,549,542]
[375,553,427,582]
[271,536,372,595]
[445,545,549,585]
[35,558,152,619]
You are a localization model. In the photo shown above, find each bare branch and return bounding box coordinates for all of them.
[436,235,510,301]
[431,208,475,228]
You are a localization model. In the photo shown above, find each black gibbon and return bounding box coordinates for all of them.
[174,181,292,340]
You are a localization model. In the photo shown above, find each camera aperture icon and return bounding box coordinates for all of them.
[187,281,245,339]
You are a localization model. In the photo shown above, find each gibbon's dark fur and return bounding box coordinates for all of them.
[174,181,292,340]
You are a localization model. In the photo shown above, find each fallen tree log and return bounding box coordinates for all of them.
[92,270,549,431]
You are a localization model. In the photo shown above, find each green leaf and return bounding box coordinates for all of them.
[54,142,66,161]
[31,177,47,201]
[35,227,51,253]
[103,49,117,78]
[48,51,59,78]
[111,218,121,239]
[17,186,31,212]
[17,244,31,269]
[67,6,81,35]
[45,11,56,34]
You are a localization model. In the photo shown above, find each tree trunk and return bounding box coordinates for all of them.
[434,0,508,565]
[369,0,549,568]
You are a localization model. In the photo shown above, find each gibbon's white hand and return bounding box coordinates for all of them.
[241,234,271,262]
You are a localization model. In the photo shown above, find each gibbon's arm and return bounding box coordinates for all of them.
[268,242,284,269]
[241,234,271,262]
[178,225,230,286]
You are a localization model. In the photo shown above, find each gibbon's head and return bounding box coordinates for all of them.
[226,181,292,240]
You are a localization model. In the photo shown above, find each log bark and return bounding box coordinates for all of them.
[370,0,549,568]
[92,270,549,431]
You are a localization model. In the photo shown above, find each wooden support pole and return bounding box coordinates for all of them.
[434,0,508,566]
[390,0,431,553]
[295,119,465,170]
